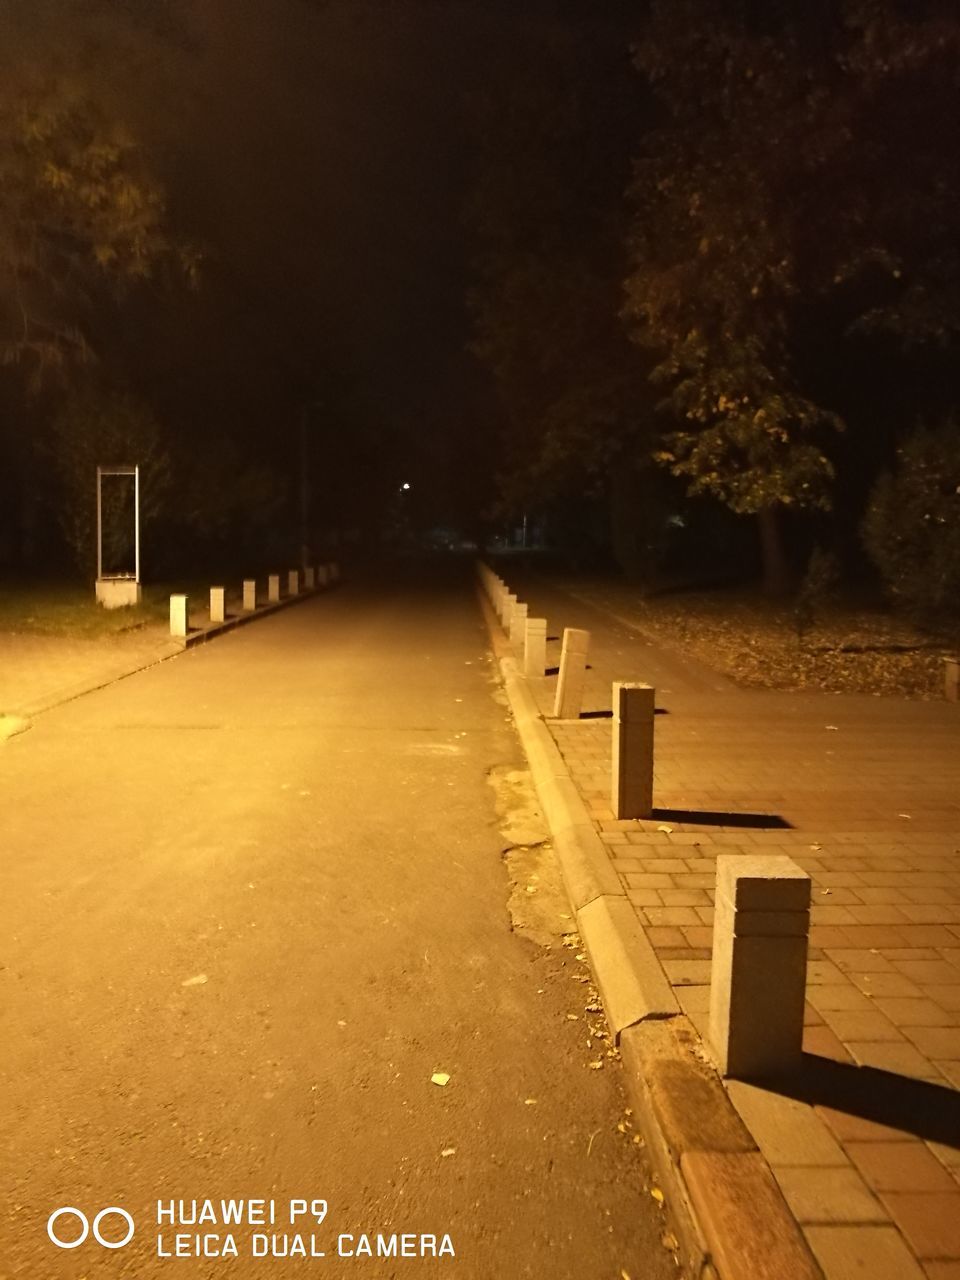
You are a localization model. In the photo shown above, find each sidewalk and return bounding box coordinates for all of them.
[497,569,960,1280]
[0,582,325,724]
[0,626,180,723]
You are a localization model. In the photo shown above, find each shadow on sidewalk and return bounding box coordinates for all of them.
[651,807,793,830]
[777,1054,960,1147]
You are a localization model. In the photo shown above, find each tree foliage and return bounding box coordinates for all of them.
[861,415,960,624]
[0,75,198,381]
[624,0,960,526]
[465,15,654,514]
[46,385,173,577]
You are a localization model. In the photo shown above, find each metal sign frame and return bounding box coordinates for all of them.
[96,465,140,581]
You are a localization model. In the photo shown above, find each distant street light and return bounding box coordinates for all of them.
[401,482,411,491]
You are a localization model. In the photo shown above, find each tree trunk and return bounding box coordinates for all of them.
[757,505,791,596]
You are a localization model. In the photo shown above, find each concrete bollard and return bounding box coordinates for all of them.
[524,617,547,677]
[709,855,811,1079]
[329,561,340,583]
[242,579,257,611]
[170,594,189,638]
[288,569,300,596]
[210,586,226,625]
[304,566,316,590]
[553,627,590,719]
[945,656,959,702]
[316,564,329,587]
[268,574,280,603]
[611,682,655,819]
[509,601,528,648]
[503,592,517,631]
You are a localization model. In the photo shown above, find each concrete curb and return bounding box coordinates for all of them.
[5,579,337,725]
[477,579,825,1280]
[175,578,332,650]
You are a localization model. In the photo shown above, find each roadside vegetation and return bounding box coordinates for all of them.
[0,579,210,637]
[566,577,951,700]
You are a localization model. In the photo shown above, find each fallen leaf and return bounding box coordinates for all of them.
[440,1148,456,1158]
[824,725,839,731]
[656,824,674,834]
[565,1013,579,1021]
[661,1232,679,1251]
[588,1060,604,1070]
[181,974,207,987]
[650,1186,665,1205]
[524,1098,537,1106]
[898,813,912,819]
[431,1072,450,1087]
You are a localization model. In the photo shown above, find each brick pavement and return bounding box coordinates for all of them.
[502,570,960,1280]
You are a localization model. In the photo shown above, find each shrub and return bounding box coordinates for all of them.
[861,417,960,624]
[47,386,173,578]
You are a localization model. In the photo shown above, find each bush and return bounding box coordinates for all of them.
[47,386,173,578]
[861,417,960,624]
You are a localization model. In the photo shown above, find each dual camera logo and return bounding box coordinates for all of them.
[47,1206,135,1250]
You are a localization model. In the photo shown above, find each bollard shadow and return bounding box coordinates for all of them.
[544,664,593,676]
[576,707,670,720]
[651,807,792,829]
[771,1053,960,1148]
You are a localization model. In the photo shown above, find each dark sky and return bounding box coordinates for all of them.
[105,0,552,413]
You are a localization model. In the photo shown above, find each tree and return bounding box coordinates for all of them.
[861,415,960,625]
[465,11,658,559]
[624,0,960,592]
[46,385,173,578]
[0,76,198,383]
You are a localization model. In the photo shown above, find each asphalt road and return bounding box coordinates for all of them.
[0,559,678,1280]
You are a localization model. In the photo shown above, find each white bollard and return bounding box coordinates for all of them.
[210,586,226,624]
[509,601,528,648]
[268,574,280,603]
[524,617,547,678]
[304,566,316,590]
[611,682,655,819]
[288,569,300,596]
[503,592,517,632]
[553,627,590,719]
[710,855,811,1079]
[945,656,959,702]
[170,594,189,638]
[243,579,257,611]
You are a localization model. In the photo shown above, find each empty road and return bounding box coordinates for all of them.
[1,560,677,1280]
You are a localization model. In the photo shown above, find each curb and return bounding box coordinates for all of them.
[4,580,338,725]
[476,581,825,1280]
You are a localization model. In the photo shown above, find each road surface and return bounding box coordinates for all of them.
[1,559,678,1280]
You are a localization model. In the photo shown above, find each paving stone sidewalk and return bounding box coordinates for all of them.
[503,570,960,1280]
